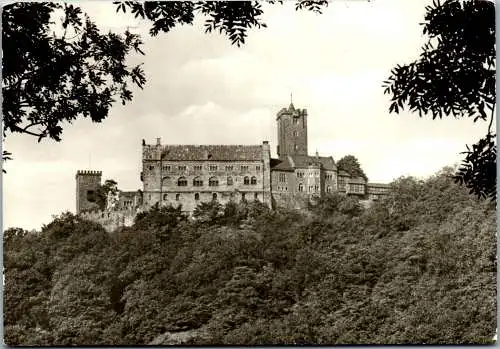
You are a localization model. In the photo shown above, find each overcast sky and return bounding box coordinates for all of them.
[3,0,489,230]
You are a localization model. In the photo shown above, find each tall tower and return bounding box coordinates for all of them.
[75,170,102,214]
[276,101,308,159]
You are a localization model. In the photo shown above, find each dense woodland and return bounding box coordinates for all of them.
[4,167,496,345]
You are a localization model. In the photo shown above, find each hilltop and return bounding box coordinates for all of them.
[3,167,496,345]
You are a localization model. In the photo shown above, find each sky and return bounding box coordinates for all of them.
[3,0,490,230]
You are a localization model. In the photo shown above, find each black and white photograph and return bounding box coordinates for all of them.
[2,0,496,345]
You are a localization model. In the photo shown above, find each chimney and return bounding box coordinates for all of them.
[156,137,161,146]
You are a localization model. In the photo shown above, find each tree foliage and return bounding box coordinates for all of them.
[4,168,496,345]
[383,0,496,200]
[336,155,368,181]
[2,3,146,143]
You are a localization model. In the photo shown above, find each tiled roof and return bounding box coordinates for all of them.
[288,155,337,170]
[270,157,294,171]
[158,145,264,161]
[348,177,366,184]
[338,170,350,177]
[367,182,391,188]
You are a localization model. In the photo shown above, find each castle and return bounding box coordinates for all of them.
[76,102,390,231]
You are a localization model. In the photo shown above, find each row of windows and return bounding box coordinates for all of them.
[151,192,259,202]
[149,164,261,172]
[296,184,333,193]
[172,176,258,187]
[349,184,364,193]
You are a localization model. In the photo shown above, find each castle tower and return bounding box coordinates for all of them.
[75,170,102,214]
[276,101,308,159]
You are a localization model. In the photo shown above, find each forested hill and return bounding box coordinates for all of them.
[4,167,496,345]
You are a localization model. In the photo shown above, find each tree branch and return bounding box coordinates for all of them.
[488,104,495,135]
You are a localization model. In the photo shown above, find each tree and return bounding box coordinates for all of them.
[95,179,119,211]
[2,1,329,168]
[336,155,368,181]
[2,3,146,143]
[383,0,496,200]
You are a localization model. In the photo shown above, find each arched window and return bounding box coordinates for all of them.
[163,193,168,200]
[177,177,187,186]
[195,193,200,201]
[212,193,218,201]
[250,176,257,185]
[327,186,332,193]
[176,194,181,201]
[227,176,233,185]
[298,183,304,192]
[244,176,250,185]
[193,177,203,187]
[209,177,219,187]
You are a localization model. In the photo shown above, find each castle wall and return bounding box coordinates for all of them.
[80,208,137,232]
[141,148,271,211]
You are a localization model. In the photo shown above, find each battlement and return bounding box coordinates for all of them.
[76,170,102,177]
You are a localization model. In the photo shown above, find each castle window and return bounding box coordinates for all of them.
[149,165,154,171]
[87,190,96,202]
[178,165,187,171]
[244,176,250,185]
[162,176,172,187]
[227,176,233,185]
[148,194,151,200]
[256,165,261,171]
[297,171,304,178]
[241,193,246,201]
[254,193,259,201]
[293,117,299,125]
[163,194,168,200]
[294,144,298,151]
[195,193,200,201]
[194,165,202,171]
[241,165,249,171]
[177,177,188,186]
[327,186,332,193]
[250,176,257,185]
[315,185,319,192]
[209,165,218,171]
[279,173,286,182]
[293,131,298,137]
[193,177,203,187]
[163,165,171,171]
[212,193,218,201]
[176,194,181,201]
[225,165,234,171]
[298,183,304,192]
[209,177,219,186]
[309,186,313,192]
[326,173,333,180]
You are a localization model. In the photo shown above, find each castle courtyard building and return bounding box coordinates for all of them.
[75,101,390,228]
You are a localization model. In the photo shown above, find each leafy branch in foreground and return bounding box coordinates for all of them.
[382,0,496,200]
[2,2,146,143]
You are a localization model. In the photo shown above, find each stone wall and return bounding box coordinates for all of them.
[80,208,138,232]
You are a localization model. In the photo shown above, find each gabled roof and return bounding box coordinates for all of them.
[288,155,337,171]
[338,170,350,177]
[270,157,294,171]
[156,145,264,161]
[271,155,337,171]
